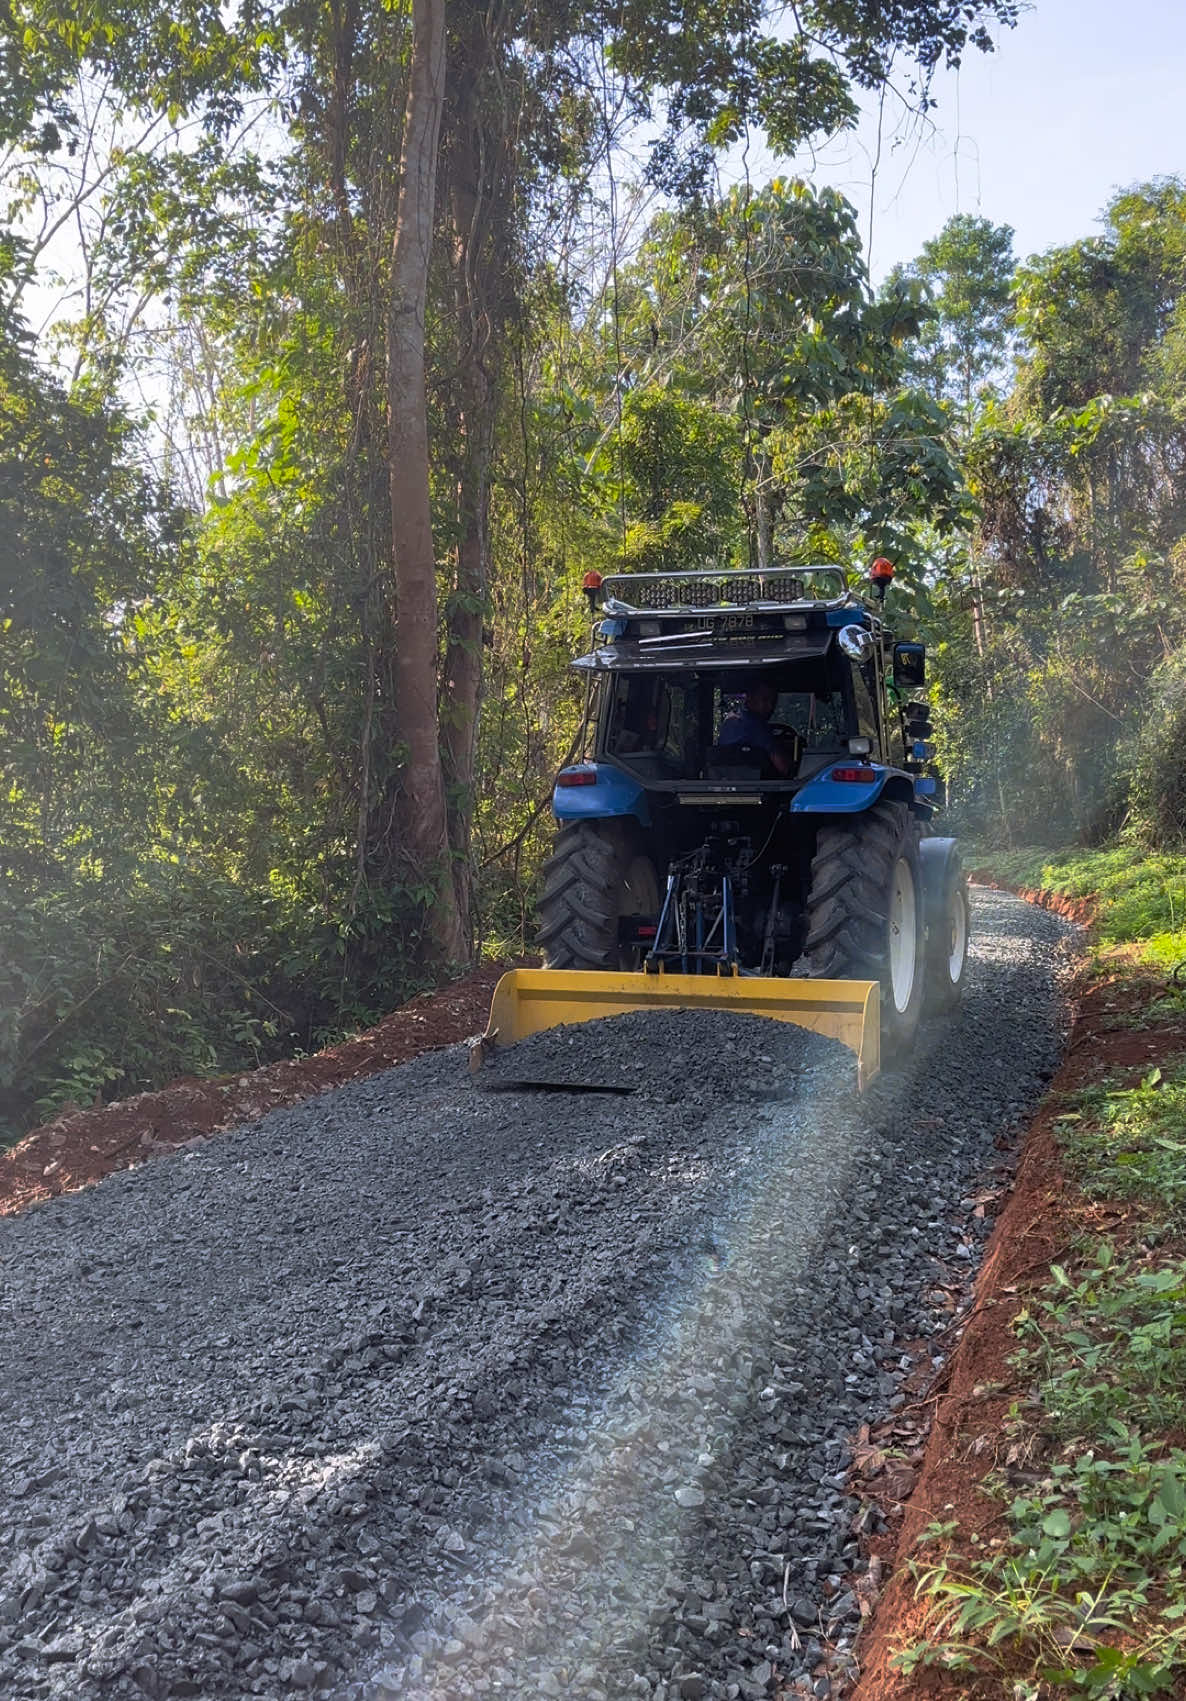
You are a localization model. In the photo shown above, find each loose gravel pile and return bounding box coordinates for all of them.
[0,891,1073,1701]
[477,1008,845,1098]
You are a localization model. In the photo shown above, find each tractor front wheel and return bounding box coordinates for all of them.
[923,849,970,1014]
[800,800,926,1053]
[538,820,659,972]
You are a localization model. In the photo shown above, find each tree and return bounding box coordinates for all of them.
[0,0,1025,1115]
[905,181,1186,844]
[887,216,1016,666]
[387,0,461,962]
[886,214,1015,424]
[570,180,961,573]
[608,0,1019,193]
[1014,179,1186,412]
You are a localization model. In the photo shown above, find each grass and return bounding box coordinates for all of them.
[1017,1241,1186,1437]
[974,843,1186,970]
[894,843,1186,1699]
[1057,1061,1186,1235]
[903,1232,1186,1699]
[902,1421,1186,1699]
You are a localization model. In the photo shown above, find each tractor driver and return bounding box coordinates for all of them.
[719,681,798,777]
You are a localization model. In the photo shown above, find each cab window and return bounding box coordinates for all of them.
[606,676,698,776]
[850,664,880,742]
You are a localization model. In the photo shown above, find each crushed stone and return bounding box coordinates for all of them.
[0,891,1075,1701]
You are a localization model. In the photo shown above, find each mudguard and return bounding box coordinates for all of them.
[790,763,913,814]
[552,763,651,827]
[920,836,961,928]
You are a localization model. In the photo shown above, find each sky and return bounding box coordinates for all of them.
[722,0,1186,280]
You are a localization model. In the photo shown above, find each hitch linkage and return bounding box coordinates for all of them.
[645,839,747,975]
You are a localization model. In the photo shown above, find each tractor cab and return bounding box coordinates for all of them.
[564,567,932,811]
[600,658,880,787]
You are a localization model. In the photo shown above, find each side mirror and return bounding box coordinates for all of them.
[893,642,926,691]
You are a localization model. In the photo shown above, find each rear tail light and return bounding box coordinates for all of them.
[556,767,598,787]
[831,765,877,783]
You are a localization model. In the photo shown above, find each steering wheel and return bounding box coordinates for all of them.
[769,722,804,772]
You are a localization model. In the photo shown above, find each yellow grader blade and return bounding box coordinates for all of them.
[471,969,880,1090]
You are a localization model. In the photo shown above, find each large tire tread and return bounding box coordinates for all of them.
[538,820,654,971]
[799,800,926,1052]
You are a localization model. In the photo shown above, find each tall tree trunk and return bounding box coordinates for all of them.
[387,0,464,965]
[754,484,772,572]
[439,386,492,945]
[439,30,500,947]
[970,558,988,667]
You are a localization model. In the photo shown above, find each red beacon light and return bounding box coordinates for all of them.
[582,570,604,611]
[869,556,895,602]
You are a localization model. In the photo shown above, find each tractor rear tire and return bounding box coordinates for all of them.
[800,800,926,1053]
[538,820,659,972]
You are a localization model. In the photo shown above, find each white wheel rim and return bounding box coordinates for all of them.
[947,888,968,983]
[888,857,918,1014]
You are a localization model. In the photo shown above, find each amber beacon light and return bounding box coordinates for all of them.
[870,556,895,601]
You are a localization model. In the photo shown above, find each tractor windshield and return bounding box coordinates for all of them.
[603,661,857,783]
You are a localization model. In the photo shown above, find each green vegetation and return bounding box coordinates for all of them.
[973,844,1186,968]
[897,185,1186,850]
[1059,1064,1186,1233]
[0,0,1022,1139]
[904,1170,1186,1695]
[6,2,1186,1683]
[1022,1241,1186,1432]
[897,862,1186,1698]
[905,1419,1186,1698]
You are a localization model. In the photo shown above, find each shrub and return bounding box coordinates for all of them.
[1128,653,1186,847]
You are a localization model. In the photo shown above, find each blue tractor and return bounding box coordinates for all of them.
[476,564,968,1085]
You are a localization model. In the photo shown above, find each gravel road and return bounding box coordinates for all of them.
[0,890,1073,1701]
